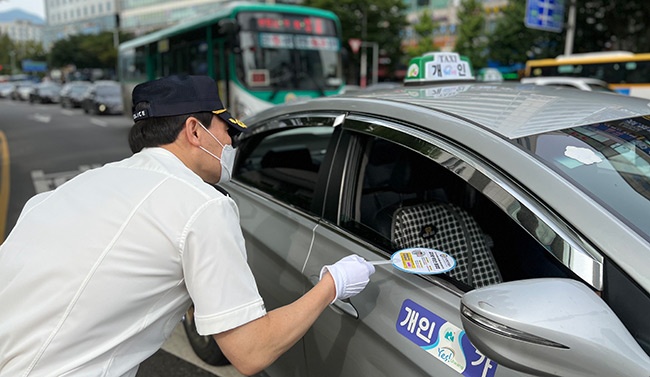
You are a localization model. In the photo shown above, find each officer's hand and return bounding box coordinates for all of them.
[319,255,375,303]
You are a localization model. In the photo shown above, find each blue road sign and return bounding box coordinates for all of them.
[525,0,564,33]
[21,60,48,73]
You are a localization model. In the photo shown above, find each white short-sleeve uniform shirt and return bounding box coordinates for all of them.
[0,148,267,377]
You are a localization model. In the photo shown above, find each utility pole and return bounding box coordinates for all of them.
[563,0,576,56]
[113,0,121,48]
[360,6,367,88]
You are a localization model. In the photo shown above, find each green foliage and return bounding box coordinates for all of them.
[0,34,14,74]
[0,35,47,74]
[575,0,650,53]
[455,0,487,68]
[49,31,128,69]
[404,10,438,59]
[487,0,562,66]
[302,0,408,82]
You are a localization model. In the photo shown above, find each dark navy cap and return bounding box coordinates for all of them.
[131,75,247,132]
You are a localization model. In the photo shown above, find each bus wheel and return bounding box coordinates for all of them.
[182,305,231,366]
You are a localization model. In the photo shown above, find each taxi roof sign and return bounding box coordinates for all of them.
[404,52,475,86]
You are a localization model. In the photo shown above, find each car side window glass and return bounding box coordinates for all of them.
[342,135,577,290]
[233,121,336,213]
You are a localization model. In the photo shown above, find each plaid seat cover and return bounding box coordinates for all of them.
[391,202,502,287]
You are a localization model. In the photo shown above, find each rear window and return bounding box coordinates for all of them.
[96,85,120,95]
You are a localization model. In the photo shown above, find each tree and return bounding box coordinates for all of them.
[0,35,48,75]
[0,34,14,74]
[487,0,563,66]
[404,10,438,59]
[302,0,408,84]
[455,0,487,69]
[574,0,650,52]
[49,31,132,70]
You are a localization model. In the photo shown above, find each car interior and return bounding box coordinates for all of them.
[234,122,579,292]
[352,136,577,290]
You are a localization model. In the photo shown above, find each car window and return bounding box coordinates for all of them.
[95,85,120,95]
[336,118,581,291]
[515,118,650,244]
[234,119,337,213]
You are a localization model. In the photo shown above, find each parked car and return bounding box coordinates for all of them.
[29,82,62,104]
[60,81,92,108]
[81,81,123,115]
[520,76,615,92]
[11,81,36,101]
[0,82,14,99]
[183,53,650,376]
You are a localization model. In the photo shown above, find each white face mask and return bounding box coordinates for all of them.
[198,122,236,184]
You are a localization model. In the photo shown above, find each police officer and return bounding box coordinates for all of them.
[0,75,375,377]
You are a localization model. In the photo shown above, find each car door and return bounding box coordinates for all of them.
[301,113,609,377]
[227,113,342,376]
[301,115,504,377]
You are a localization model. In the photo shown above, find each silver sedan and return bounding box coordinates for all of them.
[186,80,650,377]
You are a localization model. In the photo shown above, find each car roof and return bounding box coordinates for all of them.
[246,82,650,139]
[520,76,609,86]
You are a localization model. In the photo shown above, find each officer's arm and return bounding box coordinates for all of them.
[212,272,336,376]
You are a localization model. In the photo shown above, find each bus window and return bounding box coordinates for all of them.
[625,61,650,84]
[120,46,147,83]
[169,28,209,76]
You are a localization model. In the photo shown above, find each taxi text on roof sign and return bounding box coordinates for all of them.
[404,52,475,86]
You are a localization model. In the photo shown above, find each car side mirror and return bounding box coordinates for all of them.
[460,278,650,376]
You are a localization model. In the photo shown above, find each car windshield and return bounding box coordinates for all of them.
[516,116,650,242]
[71,85,89,94]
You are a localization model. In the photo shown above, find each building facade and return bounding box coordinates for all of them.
[43,0,118,49]
[120,0,230,36]
[0,19,43,44]
[403,0,507,52]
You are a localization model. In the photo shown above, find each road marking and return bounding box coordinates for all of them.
[33,114,52,123]
[61,109,76,116]
[90,118,109,127]
[0,131,9,242]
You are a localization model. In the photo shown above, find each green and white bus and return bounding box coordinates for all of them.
[118,3,344,118]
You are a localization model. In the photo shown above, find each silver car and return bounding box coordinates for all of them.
[185,78,650,376]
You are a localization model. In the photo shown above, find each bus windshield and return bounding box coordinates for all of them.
[235,12,342,93]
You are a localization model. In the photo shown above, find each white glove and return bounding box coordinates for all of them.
[320,255,375,304]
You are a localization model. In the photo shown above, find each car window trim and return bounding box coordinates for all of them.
[342,113,605,291]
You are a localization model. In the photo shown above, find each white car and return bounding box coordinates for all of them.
[520,76,614,92]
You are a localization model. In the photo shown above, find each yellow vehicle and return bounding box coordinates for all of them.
[524,51,650,99]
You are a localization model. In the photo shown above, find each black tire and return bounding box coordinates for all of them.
[182,306,231,366]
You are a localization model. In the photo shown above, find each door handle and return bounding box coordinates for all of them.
[309,275,359,319]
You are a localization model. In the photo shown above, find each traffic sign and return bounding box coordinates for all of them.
[525,0,564,33]
[349,38,361,54]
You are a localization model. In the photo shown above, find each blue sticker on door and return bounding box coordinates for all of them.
[396,299,497,376]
